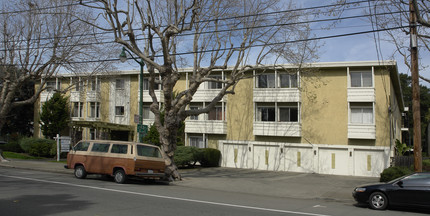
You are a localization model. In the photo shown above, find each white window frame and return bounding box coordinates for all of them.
[257,74,276,88]
[189,136,206,148]
[88,102,100,118]
[116,79,125,90]
[189,106,200,120]
[208,75,223,89]
[257,106,276,122]
[73,102,83,118]
[278,106,299,122]
[91,78,101,92]
[349,103,374,125]
[115,106,125,116]
[349,70,373,88]
[142,106,155,119]
[278,73,298,88]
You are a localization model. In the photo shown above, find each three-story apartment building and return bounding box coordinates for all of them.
[34,60,404,177]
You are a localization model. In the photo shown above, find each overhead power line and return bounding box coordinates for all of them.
[0,0,393,44]
[0,25,408,67]
[0,9,406,52]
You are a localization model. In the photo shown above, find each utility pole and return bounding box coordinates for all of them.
[410,0,422,172]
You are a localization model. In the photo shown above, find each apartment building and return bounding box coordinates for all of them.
[34,60,404,177]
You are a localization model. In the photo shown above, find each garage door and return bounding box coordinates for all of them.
[318,148,349,175]
[222,143,248,169]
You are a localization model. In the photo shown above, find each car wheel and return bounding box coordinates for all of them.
[369,192,388,210]
[114,170,127,184]
[74,165,87,179]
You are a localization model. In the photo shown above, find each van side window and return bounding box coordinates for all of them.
[111,144,128,154]
[74,142,90,151]
[137,145,162,158]
[91,143,110,153]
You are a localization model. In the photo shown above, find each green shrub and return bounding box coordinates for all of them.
[20,138,56,157]
[19,137,34,153]
[174,146,199,167]
[198,148,221,167]
[380,166,413,182]
[0,140,23,153]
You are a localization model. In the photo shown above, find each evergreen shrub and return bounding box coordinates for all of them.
[174,146,199,167]
[198,148,221,167]
[380,166,413,182]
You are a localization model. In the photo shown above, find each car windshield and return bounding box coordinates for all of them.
[387,173,414,184]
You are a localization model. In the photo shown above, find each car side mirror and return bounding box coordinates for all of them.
[396,181,403,187]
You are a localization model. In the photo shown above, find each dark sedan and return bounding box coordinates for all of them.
[353,172,430,210]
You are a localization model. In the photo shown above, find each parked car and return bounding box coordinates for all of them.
[353,172,430,210]
[65,140,166,184]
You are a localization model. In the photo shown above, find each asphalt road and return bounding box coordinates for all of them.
[0,167,429,216]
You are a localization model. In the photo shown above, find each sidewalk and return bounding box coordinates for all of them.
[0,159,378,202]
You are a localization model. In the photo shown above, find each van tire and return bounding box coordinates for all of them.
[74,165,87,179]
[114,169,127,184]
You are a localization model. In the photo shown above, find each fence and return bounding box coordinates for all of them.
[393,156,429,167]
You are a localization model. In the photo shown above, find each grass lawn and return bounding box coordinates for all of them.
[3,151,44,160]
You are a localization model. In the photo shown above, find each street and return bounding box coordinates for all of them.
[0,167,428,216]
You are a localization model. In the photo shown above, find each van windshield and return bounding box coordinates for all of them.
[137,145,162,158]
[74,142,90,151]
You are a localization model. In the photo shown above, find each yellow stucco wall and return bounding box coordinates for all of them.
[226,78,254,141]
[301,68,348,145]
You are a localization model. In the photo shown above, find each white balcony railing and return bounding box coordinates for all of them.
[185,120,227,134]
[347,88,375,102]
[348,124,376,139]
[253,88,300,102]
[253,122,301,137]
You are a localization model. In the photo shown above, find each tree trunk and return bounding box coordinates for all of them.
[160,116,182,180]
[0,149,8,162]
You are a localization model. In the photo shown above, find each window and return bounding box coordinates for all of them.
[90,128,96,140]
[91,79,101,91]
[142,106,154,119]
[143,78,160,90]
[91,143,110,153]
[350,71,372,87]
[89,102,100,118]
[46,81,57,92]
[279,73,298,88]
[208,75,223,89]
[189,106,200,120]
[111,144,128,154]
[258,74,275,88]
[208,106,224,120]
[279,107,299,122]
[75,80,83,91]
[137,145,162,158]
[350,103,373,124]
[190,136,205,148]
[73,102,83,118]
[257,107,276,121]
[116,79,125,89]
[73,142,90,151]
[115,106,125,116]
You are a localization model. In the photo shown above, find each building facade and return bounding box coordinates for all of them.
[34,61,404,177]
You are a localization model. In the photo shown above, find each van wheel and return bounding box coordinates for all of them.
[114,170,127,184]
[74,166,87,179]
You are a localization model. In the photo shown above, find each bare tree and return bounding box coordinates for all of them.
[79,0,318,180]
[371,0,430,80]
[0,0,109,133]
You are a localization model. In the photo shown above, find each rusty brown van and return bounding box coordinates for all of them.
[65,140,166,183]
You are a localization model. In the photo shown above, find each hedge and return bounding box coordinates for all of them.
[380,166,413,182]
[174,146,221,168]
[20,138,56,157]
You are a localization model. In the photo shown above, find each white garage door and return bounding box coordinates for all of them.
[318,148,349,175]
[222,143,248,169]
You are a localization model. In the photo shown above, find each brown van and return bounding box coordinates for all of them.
[65,140,166,183]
